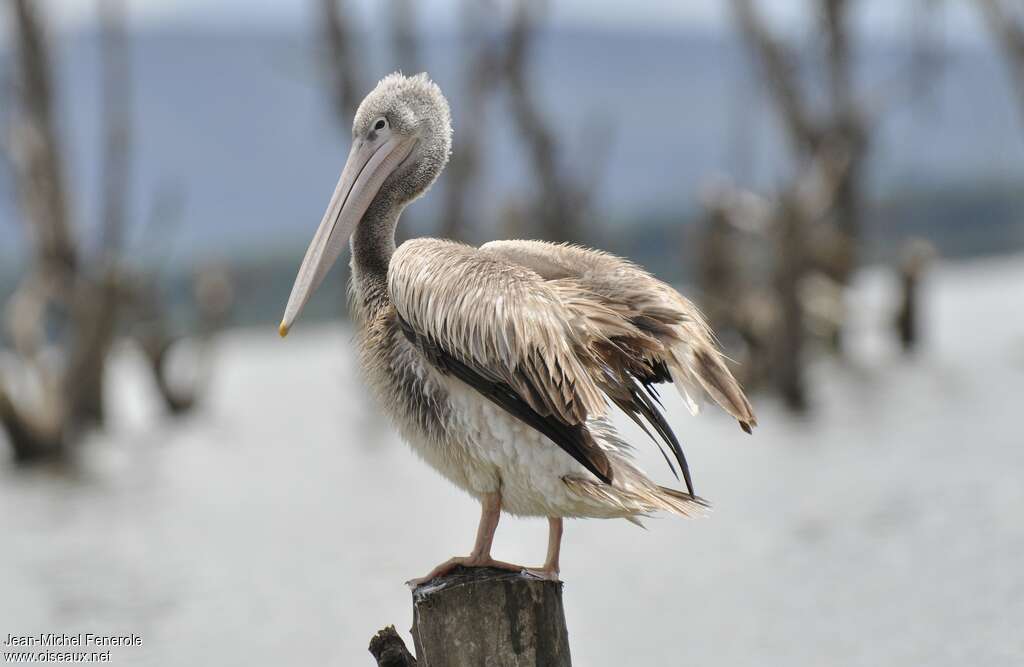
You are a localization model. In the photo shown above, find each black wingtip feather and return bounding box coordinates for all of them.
[630,381,695,497]
[612,396,680,480]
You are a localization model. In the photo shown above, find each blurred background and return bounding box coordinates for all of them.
[1,0,1022,664]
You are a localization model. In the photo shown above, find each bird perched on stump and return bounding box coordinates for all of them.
[280,73,756,585]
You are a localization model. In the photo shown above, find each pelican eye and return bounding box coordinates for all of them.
[374,118,387,131]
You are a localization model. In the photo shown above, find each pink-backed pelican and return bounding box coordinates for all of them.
[280,73,755,584]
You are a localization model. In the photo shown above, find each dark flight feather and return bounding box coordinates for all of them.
[397,314,613,485]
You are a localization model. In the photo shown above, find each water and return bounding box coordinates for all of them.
[2,256,1023,665]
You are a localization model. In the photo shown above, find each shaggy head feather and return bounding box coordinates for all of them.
[353,72,452,206]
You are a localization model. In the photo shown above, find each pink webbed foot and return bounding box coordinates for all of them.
[405,554,526,588]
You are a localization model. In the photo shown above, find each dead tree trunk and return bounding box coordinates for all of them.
[1,0,75,458]
[437,0,502,242]
[0,385,65,461]
[370,567,572,666]
[894,239,935,353]
[64,0,133,426]
[320,0,365,127]
[977,0,1024,129]
[7,0,76,278]
[1,0,211,459]
[731,0,867,354]
[773,196,808,412]
[502,1,593,244]
[388,0,420,74]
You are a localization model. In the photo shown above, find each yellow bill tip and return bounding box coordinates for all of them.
[278,321,290,338]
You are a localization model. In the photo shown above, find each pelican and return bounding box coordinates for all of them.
[280,73,755,584]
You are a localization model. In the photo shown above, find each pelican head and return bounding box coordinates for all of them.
[280,72,452,336]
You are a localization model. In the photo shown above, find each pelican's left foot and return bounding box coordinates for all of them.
[405,554,526,588]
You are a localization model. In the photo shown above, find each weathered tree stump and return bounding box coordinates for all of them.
[895,239,935,354]
[369,566,571,666]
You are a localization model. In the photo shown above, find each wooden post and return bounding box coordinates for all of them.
[369,566,571,666]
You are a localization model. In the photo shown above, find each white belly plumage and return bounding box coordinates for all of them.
[388,371,628,518]
[358,315,703,522]
[414,377,615,517]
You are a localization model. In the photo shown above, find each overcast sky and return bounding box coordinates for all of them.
[0,0,988,43]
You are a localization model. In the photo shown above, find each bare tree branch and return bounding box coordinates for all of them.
[388,0,420,74]
[7,0,76,278]
[502,0,590,242]
[977,0,1024,128]
[98,0,131,256]
[134,270,225,417]
[732,0,866,262]
[731,0,819,152]
[819,0,866,264]
[438,0,502,241]
[321,0,365,128]
[822,0,852,113]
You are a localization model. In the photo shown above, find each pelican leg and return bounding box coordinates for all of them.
[523,517,563,582]
[406,492,525,587]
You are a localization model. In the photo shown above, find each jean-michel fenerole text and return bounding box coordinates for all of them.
[4,633,142,648]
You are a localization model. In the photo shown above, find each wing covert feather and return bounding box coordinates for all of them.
[481,239,757,431]
[389,239,607,426]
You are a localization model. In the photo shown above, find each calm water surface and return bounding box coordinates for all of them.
[2,258,1023,665]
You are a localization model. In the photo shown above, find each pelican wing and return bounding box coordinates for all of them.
[389,239,614,483]
[389,238,755,496]
[480,240,757,432]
